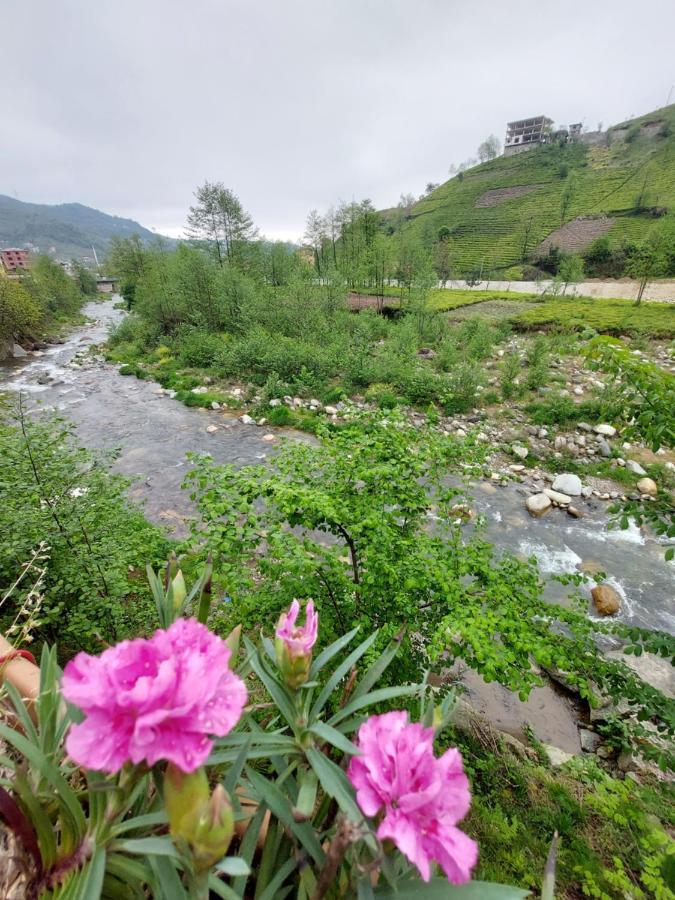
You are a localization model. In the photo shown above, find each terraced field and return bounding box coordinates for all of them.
[386,104,675,273]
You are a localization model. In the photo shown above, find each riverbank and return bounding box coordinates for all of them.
[2,297,673,748]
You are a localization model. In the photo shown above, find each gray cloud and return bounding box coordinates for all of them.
[2,0,674,240]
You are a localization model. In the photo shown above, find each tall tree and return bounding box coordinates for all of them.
[477,134,501,162]
[303,209,326,276]
[186,181,257,267]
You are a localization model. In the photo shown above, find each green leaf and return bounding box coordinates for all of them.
[246,640,298,727]
[216,856,251,876]
[67,846,106,900]
[147,855,188,899]
[233,803,267,896]
[309,722,360,756]
[328,684,420,727]
[374,880,530,899]
[310,626,360,679]
[256,856,298,900]
[0,723,86,847]
[116,836,180,858]
[310,630,380,720]
[245,767,324,864]
[208,874,242,900]
[350,634,403,701]
[223,735,252,795]
[111,811,168,837]
[305,747,362,822]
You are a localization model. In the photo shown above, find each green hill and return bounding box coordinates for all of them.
[387,104,675,275]
[0,195,174,260]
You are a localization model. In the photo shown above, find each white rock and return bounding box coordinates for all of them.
[544,488,572,505]
[324,406,338,416]
[11,343,28,358]
[191,386,209,394]
[206,425,219,434]
[543,744,575,767]
[211,401,220,410]
[512,445,529,460]
[626,460,647,476]
[238,414,256,425]
[551,473,582,496]
[269,398,282,407]
[262,433,276,442]
[526,493,552,517]
[573,386,584,396]
[594,424,617,437]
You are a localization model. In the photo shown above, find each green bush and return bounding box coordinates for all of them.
[176,327,225,368]
[0,413,170,655]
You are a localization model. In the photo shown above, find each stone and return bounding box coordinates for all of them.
[262,433,276,442]
[567,505,583,518]
[191,386,209,394]
[544,488,572,505]
[625,459,647,476]
[594,423,617,437]
[597,439,612,458]
[238,414,256,425]
[543,744,574,767]
[512,445,529,460]
[206,424,219,434]
[577,422,592,432]
[324,406,338,416]
[552,473,582,496]
[211,401,220,410]
[508,464,526,472]
[636,477,657,497]
[10,342,28,358]
[268,398,282,407]
[526,493,552,517]
[554,435,567,450]
[579,728,602,753]
[591,584,621,616]
[573,386,584,396]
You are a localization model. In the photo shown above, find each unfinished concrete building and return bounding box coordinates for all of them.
[504,115,553,156]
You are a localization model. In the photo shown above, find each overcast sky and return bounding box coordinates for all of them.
[2,0,674,242]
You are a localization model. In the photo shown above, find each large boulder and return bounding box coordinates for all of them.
[526,493,552,517]
[552,473,582,496]
[11,343,28,358]
[594,423,617,437]
[636,477,657,497]
[591,584,621,616]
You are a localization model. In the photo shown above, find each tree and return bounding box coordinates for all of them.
[106,235,148,308]
[186,181,257,267]
[555,253,584,294]
[520,216,535,262]
[71,261,98,296]
[432,239,454,287]
[303,209,326,276]
[477,134,501,162]
[625,214,675,303]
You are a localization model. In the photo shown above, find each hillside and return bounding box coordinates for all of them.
[387,104,675,274]
[0,194,173,260]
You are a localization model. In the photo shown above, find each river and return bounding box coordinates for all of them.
[1,296,673,751]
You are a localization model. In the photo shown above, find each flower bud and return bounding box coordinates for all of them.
[171,570,187,613]
[164,765,234,871]
[275,600,318,689]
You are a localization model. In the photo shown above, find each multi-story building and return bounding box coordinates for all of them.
[504,116,553,156]
[0,248,30,273]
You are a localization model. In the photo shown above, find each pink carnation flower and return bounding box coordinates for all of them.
[347,711,478,884]
[61,618,247,774]
[275,599,318,658]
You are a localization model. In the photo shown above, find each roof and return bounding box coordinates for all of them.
[506,116,553,128]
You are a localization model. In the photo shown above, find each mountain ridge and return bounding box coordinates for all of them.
[0,194,174,260]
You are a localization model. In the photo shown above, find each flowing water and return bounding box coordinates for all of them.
[1,297,672,751]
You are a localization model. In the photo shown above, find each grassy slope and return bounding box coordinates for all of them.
[388,105,675,272]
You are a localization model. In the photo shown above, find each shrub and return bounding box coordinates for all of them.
[176,327,225,368]
[0,412,170,655]
[0,279,43,343]
[500,353,522,400]
[266,404,293,425]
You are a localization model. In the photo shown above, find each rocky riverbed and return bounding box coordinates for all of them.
[1,296,672,766]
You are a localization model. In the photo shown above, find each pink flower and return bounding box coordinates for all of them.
[275,599,318,659]
[274,600,318,688]
[347,711,478,884]
[61,618,247,774]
